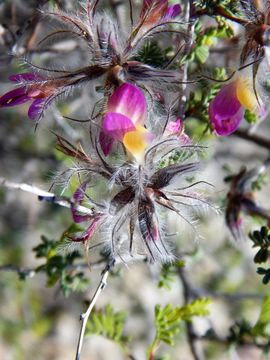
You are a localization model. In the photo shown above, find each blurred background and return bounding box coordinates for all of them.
[1,1,270,359]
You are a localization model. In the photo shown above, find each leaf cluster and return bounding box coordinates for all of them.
[135,41,169,68]
[86,304,129,350]
[228,295,270,352]
[158,260,185,290]
[192,0,240,15]
[249,227,270,284]
[186,20,233,65]
[186,67,227,127]
[158,146,197,168]
[33,235,89,296]
[147,298,210,358]
[251,172,268,192]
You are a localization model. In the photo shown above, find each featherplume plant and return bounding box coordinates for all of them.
[59,82,210,263]
[3,1,270,359]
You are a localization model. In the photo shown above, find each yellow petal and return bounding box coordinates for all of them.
[236,77,258,112]
[123,125,148,163]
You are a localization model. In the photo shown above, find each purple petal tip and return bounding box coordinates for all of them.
[108,83,147,125]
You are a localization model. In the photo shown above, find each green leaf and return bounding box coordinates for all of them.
[158,261,185,290]
[147,298,211,359]
[134,41,167,67]
[178,298,211,322]
[86,305,129,349]
[254,248,269,264]
[33,235,58,258]
[195,45,210,64]
[244,109,258,124]
[253,295,270,336]
[33,233,89,296]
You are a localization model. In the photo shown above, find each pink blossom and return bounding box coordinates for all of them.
[209,76,264,136]
[165,118,191,144]
[0,73,50,120]
[100,83,152,161]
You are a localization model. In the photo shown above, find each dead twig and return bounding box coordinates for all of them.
[75,259,115,360]
[0,178,95,216]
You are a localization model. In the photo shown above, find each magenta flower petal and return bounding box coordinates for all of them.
[99,130,115,156]
[100,112,136,156]
[28,98,45,120]
[0,87,29,107]
[103,112,136,140]
[165,4,181,19]
[67,215,103,242]
[71,184,94,223]
[209,82,244,136]
[107,83,147,125]
[84,216,102,239]
[9,73,43,83]
[166,119,183,134]
[73,183,87,203]
[209,100,244,136]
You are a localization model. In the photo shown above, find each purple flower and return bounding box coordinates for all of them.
[71,183,90,224]
[165,4,182,19]
[209,82,244,136]
[0,73,56,120]
[100,83,153,162]
[209,76,264,136]
[165,118,192,144]
[66,183,104,243]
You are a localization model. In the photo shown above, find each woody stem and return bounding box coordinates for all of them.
[75,259,115,360]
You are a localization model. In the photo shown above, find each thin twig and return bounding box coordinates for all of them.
[0,260,107,278]
[0,178,95,216]
[233,129,270,152]
[192,332,270,349]
[75,259,115,360]
[178,267,205,360]
[0,264,36,278]
[179,0,194,118]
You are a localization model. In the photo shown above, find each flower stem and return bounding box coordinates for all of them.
[75,259,115,360]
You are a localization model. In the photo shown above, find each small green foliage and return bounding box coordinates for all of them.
[257,268,270,285]
[227,296,270,351]
[152,304,183,348]
[186,67,227,128]
[186,20,233,65]
[155,356,171,360]
[147,298,210,359]
[179,297,211,321]
[193,0,240,15]
[249,226,270,264]
[227,319,253,343]
[158,146,198,168]
[244,109,258,125]
[34,235,58,258]
[86,305,129,349]
[249,227,270,284]
[194,45,210,65]
[253,295,270,336]
[135,41,168,67]
[158,260,185,290]
[251,172,267,192]
[33,235,89,296]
